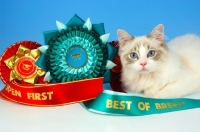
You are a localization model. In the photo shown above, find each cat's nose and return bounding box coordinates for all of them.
[140,62,147,67]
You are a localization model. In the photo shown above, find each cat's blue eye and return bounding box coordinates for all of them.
[130,52,138,59]
[147,50,156,57]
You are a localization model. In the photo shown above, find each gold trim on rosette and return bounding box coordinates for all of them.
[4,45,45,84]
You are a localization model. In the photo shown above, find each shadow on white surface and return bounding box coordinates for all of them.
[0,83,200,132]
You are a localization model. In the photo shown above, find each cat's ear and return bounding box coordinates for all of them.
[117,29,133,47]
[149,24,164,41]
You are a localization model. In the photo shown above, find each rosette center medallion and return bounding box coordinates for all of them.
[15,57,37,78]
[66,46,88,68]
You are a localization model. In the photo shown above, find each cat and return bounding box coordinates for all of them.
[117,24,200,98]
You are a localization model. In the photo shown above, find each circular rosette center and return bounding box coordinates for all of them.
[66,46,88,68]
[15,57,37,78]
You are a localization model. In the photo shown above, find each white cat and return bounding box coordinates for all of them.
[117,24,200,98]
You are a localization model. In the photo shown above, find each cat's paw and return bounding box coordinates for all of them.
[153,90,170,98]
[144,88,159,97]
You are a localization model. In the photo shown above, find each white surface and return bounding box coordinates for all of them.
[0,84,200,132]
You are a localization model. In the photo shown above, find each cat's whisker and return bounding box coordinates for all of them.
[164,35,169,40]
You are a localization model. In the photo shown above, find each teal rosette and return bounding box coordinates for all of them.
[36,14,118,83]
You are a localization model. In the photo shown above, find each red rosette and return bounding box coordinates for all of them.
[109,41,125,93]
[0,41,46,84]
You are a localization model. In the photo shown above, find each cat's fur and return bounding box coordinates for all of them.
[117,24,200,98]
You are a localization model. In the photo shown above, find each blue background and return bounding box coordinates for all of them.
[0,0,200,86]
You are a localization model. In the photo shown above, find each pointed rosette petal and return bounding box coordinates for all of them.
[44,71,53,81]
[56,20,67,32]
[106,60,116,69]
[38,45,49,54]
[83,18,92,31]
[100,33,110,44]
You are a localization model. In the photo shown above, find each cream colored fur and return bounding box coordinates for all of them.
[118,24,200,98]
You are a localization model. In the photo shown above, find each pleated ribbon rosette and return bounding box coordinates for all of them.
[36,14,118,83]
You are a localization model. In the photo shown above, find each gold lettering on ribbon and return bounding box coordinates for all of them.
[155,102,185,110]
[113,100,119,109]
[155,103,162,110]
[71,54,81,60]
[126,101,132,110]
[27,91,53,100]
[106,99,132,110]
[138,102,150,111]
[5,85,22,97]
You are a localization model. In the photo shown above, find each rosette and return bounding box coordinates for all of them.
[36,14,118,83]
[109,41,125,92]
[0,41,46,84]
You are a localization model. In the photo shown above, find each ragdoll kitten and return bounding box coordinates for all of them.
[117,24,200,98]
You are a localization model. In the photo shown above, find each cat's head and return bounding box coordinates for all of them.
[117,24,169,75]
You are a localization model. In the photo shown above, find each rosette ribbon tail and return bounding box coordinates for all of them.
[0,78,103,106]
[80,90,200,116]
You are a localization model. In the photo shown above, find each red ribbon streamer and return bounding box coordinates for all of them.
[0,77,103,106]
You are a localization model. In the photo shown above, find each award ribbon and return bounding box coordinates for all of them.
[3,45,45,84]
[36,14,117,83]
[0,77,103,106]
[0,41,46,84]
[82,90,200,116]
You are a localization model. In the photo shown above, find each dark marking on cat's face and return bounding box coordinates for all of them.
[124,42,165,65]
[151,50,162,61]
[124,53,137,65]
[119,35,170,74]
